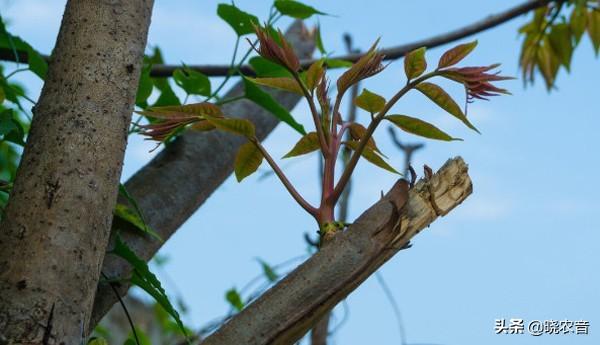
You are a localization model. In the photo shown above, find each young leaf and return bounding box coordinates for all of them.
[385,115,461,141]
[257,258,278,282]
[305,59,325,91]
[548,24,573,70]
[189,121,217,132]
[217,3,259,36]
[415,82,479,133]
[344,141,400,174]
[437,41,477,69]
[347,123,382,154]
[404,47,427,79]
[226,288,245,312]
[111,237,189,342]
[249,56,292,78]
[588,10,600,55]
[243,76,306,135]
[173,68,211,96]
[247,77,303,95]
[274,0,326,19]
[114,204,162,242]
[142,102,223,119]
[234,141,264,182]
[204,117,256,138]
[354,88,386,113]
[537,39,560,89]
[283,132,320,158]
[325,58,353,68]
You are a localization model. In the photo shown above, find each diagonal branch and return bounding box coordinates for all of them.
[89,20,316,328]
[200,157,472,345]
[0,0,553,77]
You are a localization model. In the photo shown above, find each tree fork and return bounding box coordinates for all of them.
[0,0,154,342]
[201,157,472,345]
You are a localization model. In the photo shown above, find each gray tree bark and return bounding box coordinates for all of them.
[200,157,471,345]
[0,0,154,343]
[90,20,316,327]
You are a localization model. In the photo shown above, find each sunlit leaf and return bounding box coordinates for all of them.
[548,23,573,70]
[274,0,327,19]
[225,288,244,311]
[386,115,461,141]
[537,39,560,89]
[437,41,477,69]
[415,82,479,133]
[234,141,263,182]
[344,140,400,174]
[173,67,211,96]
[247,77,303,94]
[283,132,320,158]
[243,76,306,134]
[404,47,427,79]
[88,337,109,345]
[114,204,162,242]
[204,117,255,138]
[217,3,259,36]
[354,88,385,113]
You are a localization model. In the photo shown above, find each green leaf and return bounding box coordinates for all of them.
[225,288,245,311]
[173,67,211,96]
[204,117,256,138]
[257,258,278,282]
[315,24,326,54]
[437,41,478,69]
[111,236,190,343]
[88,337,109,345]
[325,58,353,68]
[537,39,560,89]
[548,23,573,70]
[27,49,47,80]
[404,47,427,79]
[274,0,327,19]
[243,76,306,134]
[385,115,461,141]
[354,88,386,113]
[249,56,292,78]
[588,10,600,55]
[116,183,162,242]
[570,6,587,43]
[234,141,264,182]
[415,82,479,133]
[139,102,223,120]
[135,65,153,108]
[247,77,303,94]
[283,132,320,158]
[217,3,259,36]
[344,141,400,174]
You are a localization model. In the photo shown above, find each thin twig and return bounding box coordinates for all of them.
[100,272,141,345]
[0,0,554,77]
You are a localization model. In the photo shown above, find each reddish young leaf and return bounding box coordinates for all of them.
[337,39,385,95]
[437,41,478,69]
[204,117,256,138]
[347,122,383,155]
[305,59,325,91]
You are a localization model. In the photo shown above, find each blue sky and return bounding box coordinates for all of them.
[2,0,599,344]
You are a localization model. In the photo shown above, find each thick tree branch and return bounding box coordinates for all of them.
[89,20,316,328]
[200,157,472,345]
[0,0,552,77]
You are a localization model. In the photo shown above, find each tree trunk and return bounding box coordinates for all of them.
[0,0,154,343]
